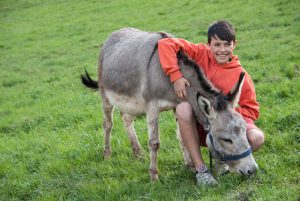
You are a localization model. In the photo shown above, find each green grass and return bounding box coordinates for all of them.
[1,0,299,200]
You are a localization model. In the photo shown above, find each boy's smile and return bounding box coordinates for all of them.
[208,36,237,65]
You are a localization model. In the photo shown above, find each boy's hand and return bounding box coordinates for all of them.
[174,77,190,99]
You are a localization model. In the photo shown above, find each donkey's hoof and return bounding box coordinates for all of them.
[186,164,196,173]
[150,174,159,182]
[133,148,142,159]
[103,149,112,159]
[149,168,159,182]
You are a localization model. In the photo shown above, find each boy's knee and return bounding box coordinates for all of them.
[247,129,265,151]
[175,102,193,122]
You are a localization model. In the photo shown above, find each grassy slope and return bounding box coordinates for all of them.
[0,0,299,200]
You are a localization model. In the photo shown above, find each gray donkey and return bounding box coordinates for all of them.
[81,28,258,181]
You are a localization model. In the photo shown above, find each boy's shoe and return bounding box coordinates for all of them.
[196,166,218,186]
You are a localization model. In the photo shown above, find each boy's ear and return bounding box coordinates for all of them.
[197,95,216,120]
[233,40,238,48]
[207,42,211,48]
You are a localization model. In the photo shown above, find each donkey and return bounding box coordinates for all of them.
[81,28,258,181]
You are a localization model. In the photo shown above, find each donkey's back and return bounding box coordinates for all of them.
[100,28,178,115]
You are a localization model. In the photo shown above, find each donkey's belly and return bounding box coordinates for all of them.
[105,90,147,115]
[105,90,177,115]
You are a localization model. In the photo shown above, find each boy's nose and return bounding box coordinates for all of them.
[220,46,226,51]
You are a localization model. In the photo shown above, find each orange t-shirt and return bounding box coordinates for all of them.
[157,38,259,121]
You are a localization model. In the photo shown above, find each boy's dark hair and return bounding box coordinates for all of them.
[207,20,236,44]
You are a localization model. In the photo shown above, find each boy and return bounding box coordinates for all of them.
[157,20,265,186]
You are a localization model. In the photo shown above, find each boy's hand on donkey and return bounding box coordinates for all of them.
[174,77,190,99]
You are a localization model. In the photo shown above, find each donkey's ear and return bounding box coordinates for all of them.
[227,72,245,108]
[197,95,216,120]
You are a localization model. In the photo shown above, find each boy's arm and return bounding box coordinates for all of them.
[157,38,202,82]
[236,73,260,121]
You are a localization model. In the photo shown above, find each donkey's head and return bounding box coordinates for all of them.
[198,72,258,175]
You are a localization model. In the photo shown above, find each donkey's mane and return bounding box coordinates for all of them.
[176,50,219,96]
[176,50,229,111]
[153,32,229,111]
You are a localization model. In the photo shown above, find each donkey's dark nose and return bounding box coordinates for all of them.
[247,168,256,175]
[239,168,256,175]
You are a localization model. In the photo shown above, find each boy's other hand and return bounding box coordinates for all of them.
[174,77,190,99]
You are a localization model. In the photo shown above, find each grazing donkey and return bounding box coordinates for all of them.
[81,28,258,181]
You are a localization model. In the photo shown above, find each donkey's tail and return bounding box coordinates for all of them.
[81,69,99,91]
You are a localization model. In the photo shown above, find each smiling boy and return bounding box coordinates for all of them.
[157,20,265,186]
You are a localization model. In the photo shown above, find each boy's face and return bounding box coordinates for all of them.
[208,35,237,64]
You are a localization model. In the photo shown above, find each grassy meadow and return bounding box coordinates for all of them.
[1,0,299,200]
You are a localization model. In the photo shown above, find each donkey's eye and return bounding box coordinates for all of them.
[221,138,233,144]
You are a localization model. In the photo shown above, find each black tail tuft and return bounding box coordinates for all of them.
[81,69,99,91]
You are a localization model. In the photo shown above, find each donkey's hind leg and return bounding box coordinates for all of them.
[121,112,141,157]
[101,91,114,159]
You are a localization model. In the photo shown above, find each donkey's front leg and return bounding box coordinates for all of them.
[147,104,160,181]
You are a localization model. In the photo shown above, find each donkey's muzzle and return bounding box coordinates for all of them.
[239,164,258,176]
